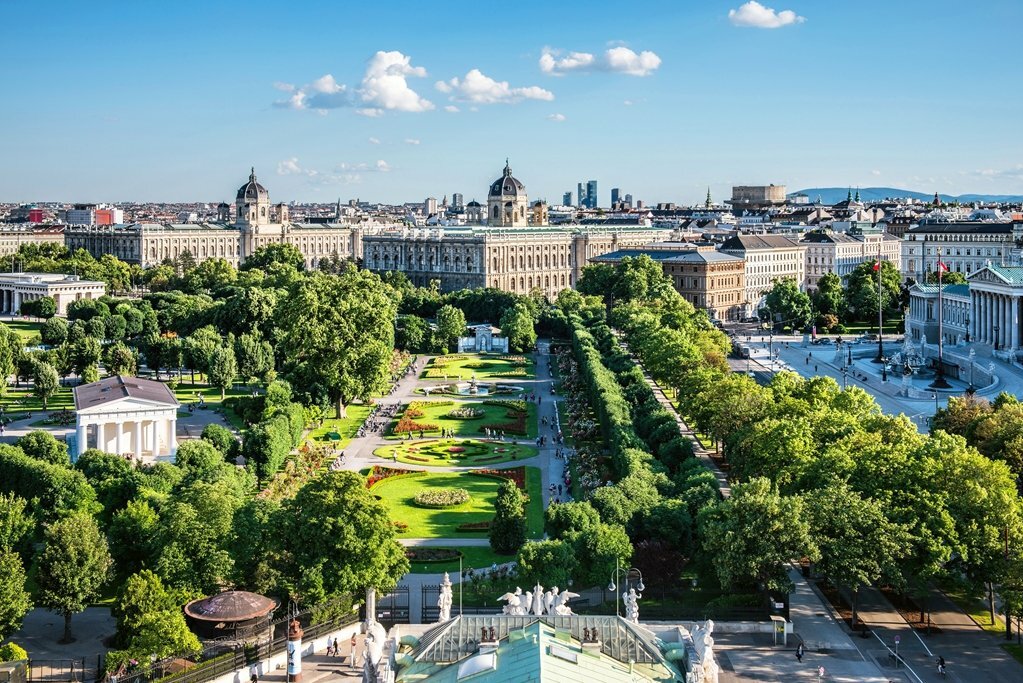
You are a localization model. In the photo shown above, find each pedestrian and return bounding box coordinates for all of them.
[817,665,825,680]
[558,484,562,496]
[796,642,803,663]
[250,666,258,683]
[814,365,818,373]
[351,634,358,667]
[937,657,946,676]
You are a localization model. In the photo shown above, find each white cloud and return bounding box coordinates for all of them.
[728,2,805,29]
[623,99,634,106]
[359,50,433,112]
[444,105,460,113]
[547,113,566,122]
[277,158,312,176]
[404,138,421,145]
[368,137,381,144]
[972,165,1023,179]
[871,169,882,176]
[539,46,661,76]
[272,50,432,115]
[277,158,390,186]
[437,69,554,104]
[375,160,391,172]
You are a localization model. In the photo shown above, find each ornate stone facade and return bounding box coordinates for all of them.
[488,161,529,227]
[363,226,670,297]
[65,169,364,269]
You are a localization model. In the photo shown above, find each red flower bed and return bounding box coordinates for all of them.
[480,410,527,435]
[471,466,526,489]
[394,416,439,434]
[448,446,466,453]
[366,465,422,488]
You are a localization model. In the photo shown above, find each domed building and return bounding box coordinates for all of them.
[236,167,270,228]
[487,160,529,227]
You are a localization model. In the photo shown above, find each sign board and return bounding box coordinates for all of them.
[894,636,901,644]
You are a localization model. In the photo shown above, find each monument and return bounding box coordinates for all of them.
[437,573,453,622]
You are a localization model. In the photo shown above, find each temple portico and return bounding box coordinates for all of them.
[967,264,1023,352]
[73,375,179,461]
[0,272,106,316]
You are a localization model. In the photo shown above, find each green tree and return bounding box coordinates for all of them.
[395,315,431,352]
[242,243,305,271]
[274,472,409,605]
[41,316,69,346]
[0,493,34,555]
[925,269,967,285]
[34,297,57,319]
[276,268,396,418]
[36,513,112,642]
[0,548,31,641]
[804,483,908,626]
[812,272,846,319]
[489,480,527,554]
[32,359,60,409]
[699,478,817,593]
[104,342,137,376]
[17,430,68,466]
[545,501,600,539]
[113,569,175,641]
[107,499,160,580]
[234,332,273,386]
[572,522,633,589]
[499,303,537,352]
[516,539,576,588]
[154,481,239,594]
[72,336,102,383]
[762,278,812,329]
[200,423,238,460]
[206,344,236,400]
[183,325,221,383]
[435,304,467,350]
[846,259,901,325]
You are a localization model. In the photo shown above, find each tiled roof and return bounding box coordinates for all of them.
[74,375,179,410]
[720,234,802,250]
[906,222,1013,234]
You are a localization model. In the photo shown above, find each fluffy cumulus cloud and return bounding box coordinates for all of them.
[539,46,661,76]
[436,69,553,104]
[368,136,380,144]
[404,138,420,145]
[444,105,460,113]
[728,2,806,29]
[276,158,390,186]
[547,113,566,122]
[273,51,432,115]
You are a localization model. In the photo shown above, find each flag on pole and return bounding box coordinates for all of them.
[937,260,949,273]
[872,260,880,272]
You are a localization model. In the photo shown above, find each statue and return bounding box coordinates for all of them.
[551,588,579,616]
[362,620,388,683]
[691,620,719,683]
[437,572,453,622]
[498,587,522,615]
[623,588,640,624]
[531,583,545,615]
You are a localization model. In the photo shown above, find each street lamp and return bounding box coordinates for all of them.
[841,367,848,390]
[608,560,645,619]
[994,325,1000,351]
[881,356,888,382]
[967,349,976,394]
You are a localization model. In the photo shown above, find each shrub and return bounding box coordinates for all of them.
[0,642,28,663]
[413,488,471,507]
[483,399,527,413]
[447,407,485,419]
[471,466,527,489]
[405,548,462,562]
[394,416,439,434]
[366,466,424,488]
[393,521,409,533]
[456,521,492,532]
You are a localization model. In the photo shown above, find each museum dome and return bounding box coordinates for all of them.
[236,167,268,201]
[489,160,525,198]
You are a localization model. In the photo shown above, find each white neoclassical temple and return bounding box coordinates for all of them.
[0,272,106,316]
[73,375,180,460]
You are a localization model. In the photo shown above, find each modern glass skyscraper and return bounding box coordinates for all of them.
[576,182,585,208]
[563,192,572,206]
[611,187,620,206]
[586,180,598,208]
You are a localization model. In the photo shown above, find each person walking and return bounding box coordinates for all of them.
[937,657,946,676]
[350,634,359,668]
[796,642,804,663]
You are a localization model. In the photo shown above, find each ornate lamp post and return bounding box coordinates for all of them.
[608,559,645,621]
[994,324,1000,351]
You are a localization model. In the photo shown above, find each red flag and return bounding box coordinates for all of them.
[872,260,880,272]
[937,260,949,273]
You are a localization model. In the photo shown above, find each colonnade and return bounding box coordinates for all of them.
[75,416,177,459]
[970,290,1020,350]
[0,289,46,314]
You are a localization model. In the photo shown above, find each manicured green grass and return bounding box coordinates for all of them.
[173,382,251,406]
[4,320,43,343]
[1,385,75,415]
[306,405,373,448]
[421,354,535,381]
[374,438,536,466]
[373,467,543,539]
[1003,644,1023,666]
[942,585,1005,635]
[406,545,510,574]
[388,400,536,440]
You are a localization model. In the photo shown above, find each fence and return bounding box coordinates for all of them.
[27,659,91,683]
[362,586,410,627]
[420,584,502,623]
[110,597,362,683]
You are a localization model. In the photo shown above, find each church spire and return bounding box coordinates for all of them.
[854,188,860,202]
[705,187,712,208]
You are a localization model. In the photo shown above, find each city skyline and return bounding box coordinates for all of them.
[2,0,1022,204]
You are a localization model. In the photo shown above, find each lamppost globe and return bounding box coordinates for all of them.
[608,582,616,593]
[636,580,646,592]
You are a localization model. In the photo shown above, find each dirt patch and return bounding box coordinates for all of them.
[879,587,943,635]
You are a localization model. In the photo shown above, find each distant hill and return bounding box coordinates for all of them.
[792,187,1023,205]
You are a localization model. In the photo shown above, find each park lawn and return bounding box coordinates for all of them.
[1,385,75,415]
[373,466,543,538]
[306,404,373,448]
[173,382,251,406]
[406,545,509,574]
[421,354,535,381]
[375,438,536,467]
[5,319,43,343]
[388,400,537,440]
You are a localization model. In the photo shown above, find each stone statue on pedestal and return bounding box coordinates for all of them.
[691,619,719,683]
[623,588,639,624]
[437,572,453,622]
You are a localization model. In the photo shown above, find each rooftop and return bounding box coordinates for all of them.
[73,375,179,410]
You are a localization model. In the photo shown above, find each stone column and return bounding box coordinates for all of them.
[984,294,991,343]
[150,420,158,455]
[115,421,124,455]
[1013,297,1020,350]
[134,421,143,459]
[167,417,178,454]
[76,423,88,457]
[971,292,978,341]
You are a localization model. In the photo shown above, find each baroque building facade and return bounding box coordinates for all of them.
[64,169,364,269]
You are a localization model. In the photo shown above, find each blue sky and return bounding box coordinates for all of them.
[2,0,1022,205]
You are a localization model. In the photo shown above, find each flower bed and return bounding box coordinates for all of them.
[366,465,424,488]
[456,521,492,532]
[448,446,466,453]
[413,487,471,507]
[493,368,529,377]
[405,547,463,562]
[481,412,528,436]
[471,466,527,490]
[447,406,485,419]
[483,399,528,413]
[393,521,409,533]
[394,416,439,434]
